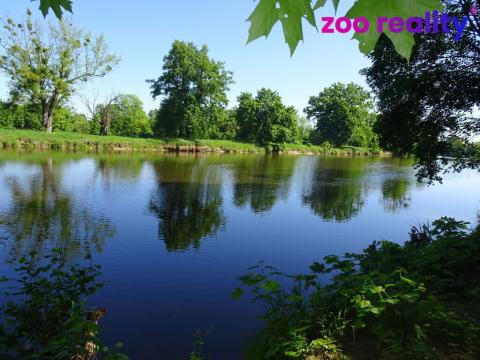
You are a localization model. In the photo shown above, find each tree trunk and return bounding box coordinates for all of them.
[100,112,110,136]
[42,93,59,133]
[42,111,53,133]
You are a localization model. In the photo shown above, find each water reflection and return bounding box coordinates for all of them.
[0,158,115,261]
[149,156,225,251]
[382,178,412,212]
[232,156,297,213]
[0,153,419,257]
[94,157,145,187]
[302,158,368,222]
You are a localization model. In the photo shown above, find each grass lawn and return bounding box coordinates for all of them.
[0,129,381,156]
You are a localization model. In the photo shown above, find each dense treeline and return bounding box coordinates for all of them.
[0,11,380,150]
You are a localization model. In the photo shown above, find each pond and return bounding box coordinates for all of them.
[0,152,479,359]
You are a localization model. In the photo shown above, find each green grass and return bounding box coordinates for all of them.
[0,129,384,156]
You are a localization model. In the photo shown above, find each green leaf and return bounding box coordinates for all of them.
[231,287,244,300]
[39,0,73,19]
[262,280,281,292]
[370,285,385,294]
[346,0,443,60]
[357,299,371,308]
[332,0,340,13]
[247,0,317,55]
[247,0,279,43]
[309,261,326,273]
[400,275,417,287]
[382,298,399,305]
[248,0,443,60]
[369,306,381,315]
[313,0,327,11]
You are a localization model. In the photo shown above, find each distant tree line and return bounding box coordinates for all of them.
[0,11,380,150]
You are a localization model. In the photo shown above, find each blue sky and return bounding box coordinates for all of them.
[1,0,370,114]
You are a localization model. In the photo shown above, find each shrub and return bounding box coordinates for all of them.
[234,217,480,359]
[0,249,128,360]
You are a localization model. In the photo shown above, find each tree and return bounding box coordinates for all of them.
[236,88,298,146]
[93,94,117,136]
[147,40,233,139]
[304,83,378,148]
[109,94,152,138]
[0,101,42,130]
[52,107,90,133]
[362,0,480,182]
[0,10,119,132]
[296,115,314,144]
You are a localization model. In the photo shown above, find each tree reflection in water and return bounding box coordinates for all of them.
[149,156,225,252]
[232,155,297,214]
[0,158,115,261]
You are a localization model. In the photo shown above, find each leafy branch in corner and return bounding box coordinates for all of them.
[246,0,444,60]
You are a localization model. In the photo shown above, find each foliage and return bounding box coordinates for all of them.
[246,0,443,59]
[305,83,379,149]
[362,0,480,182]
[38,0,72,18]
[235,217,480,359]
[0,248,128,360]
[235,88,298,146]
[52,108,90,133]
[0,101,42,130]
[109,94,153,138]
[0,10,119,132]
[296,116,313,145]
[147,41,233,140]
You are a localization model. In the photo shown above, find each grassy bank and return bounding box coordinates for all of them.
[0,129,386,156]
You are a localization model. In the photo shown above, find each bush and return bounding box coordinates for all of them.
[0,102,42,130]
[234,217,480,359]
[0,249,128,360]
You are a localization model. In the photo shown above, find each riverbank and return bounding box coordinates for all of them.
[0,129,389,156]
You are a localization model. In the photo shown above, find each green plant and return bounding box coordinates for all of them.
[0,248,128,360]
[235,217,480,359]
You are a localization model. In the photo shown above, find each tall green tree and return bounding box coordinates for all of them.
[0,10,119,132]
[362,0,480,182]
[236,88,298,146]
[109,94,152,138]
[304,83,378,148]
[147,40,233,139]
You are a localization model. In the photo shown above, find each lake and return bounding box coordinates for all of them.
[0,152,479,359]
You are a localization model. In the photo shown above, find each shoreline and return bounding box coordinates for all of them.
[0,129,391,157]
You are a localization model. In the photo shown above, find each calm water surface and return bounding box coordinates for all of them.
[1,152,479,359]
